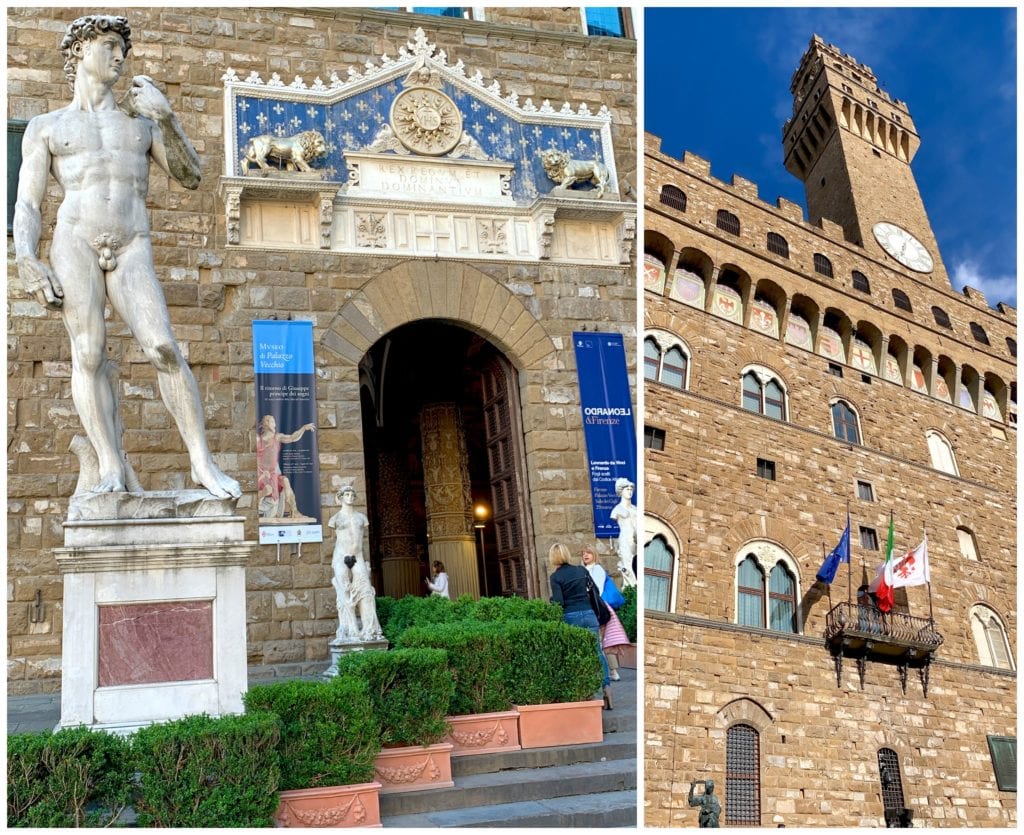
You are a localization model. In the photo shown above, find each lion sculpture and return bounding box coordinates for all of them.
[240,130,327,175]
[539,149,610,198]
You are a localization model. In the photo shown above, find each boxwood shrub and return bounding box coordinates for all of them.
[334,648,454,747]
[131,711,281,827]
[619,584,637,643]
[7,725,133,827]
[243,675,380,791]
[380,593,563,644]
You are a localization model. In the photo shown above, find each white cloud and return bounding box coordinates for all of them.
[949,257,1018,308]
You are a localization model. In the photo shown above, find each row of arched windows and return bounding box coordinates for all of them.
[644,531,1015,671]
[652,192,1015,358]
[644,242,1017,425]
[645,331,965,472]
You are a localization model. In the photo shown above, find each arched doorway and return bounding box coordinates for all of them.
[358,320,536,601]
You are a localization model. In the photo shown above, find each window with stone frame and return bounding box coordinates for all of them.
[1006,337,1017,358]
[851,270,871,294]
[831,400,860,444]
[659,184,687,212]
[970,604,1014,670]
[741,368,787,421]
[932,305,952,329]
[726,724,761,826]
[766,231,789,258]
[582,7,632,38]
[970,321,990,345]
[645,334,689,390]
[716,209,741,236]
[644,425,666,451]
[736,547,799,634]
[877,748,907,825]
[987,736,1017,792]
[813,253,833,278]
[859,526,879,550]
[891,288,913,312]
[857,480,875,501]
[956,526,980,561]
[925,430,958,476]
[644,534,674,612]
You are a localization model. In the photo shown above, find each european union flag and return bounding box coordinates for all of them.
[816,516,851,584]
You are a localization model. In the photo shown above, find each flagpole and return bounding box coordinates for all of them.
[846,502,852,608]
[924,527,934,624]
[823,543,832,609]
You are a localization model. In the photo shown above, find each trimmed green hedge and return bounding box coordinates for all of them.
[243,675,380,791]
[619,584,637,643]
[378,593,562,644]
[132,711,281,827]
[334,648,454,747]
[7,725,133,827]
[397,619,602,715]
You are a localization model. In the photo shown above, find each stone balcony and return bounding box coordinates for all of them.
[823,602,944,695]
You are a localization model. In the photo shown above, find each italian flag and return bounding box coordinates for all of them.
[869,514,896,612]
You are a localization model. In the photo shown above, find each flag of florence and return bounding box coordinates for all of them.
[890,534,930,588]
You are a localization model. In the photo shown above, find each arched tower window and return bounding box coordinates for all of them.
[969,322,990,345]
[932,306,952,329]
[926,430,959,476]
[831,400,861,444]
[851,270,871,293]
[891,288,913,312]
[735,544,801,634]
[956,526,980,561]
[644,332,689,390]
[737,556,765,629]
[716,209,741,236]
[741,367,787,421]
[644,534,674,613]
[768,564,797,633]
[659,184,687,212]
[766,232,789,258]
[813,253,833,278]
[970,605,1014,670]
[726,724,761,826]
[877,748,906,826]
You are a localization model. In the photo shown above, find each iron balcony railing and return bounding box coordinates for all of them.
[824,602,944,653]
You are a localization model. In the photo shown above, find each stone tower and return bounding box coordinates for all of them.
[782,35,947,285]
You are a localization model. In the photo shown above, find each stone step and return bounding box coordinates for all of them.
[602,709,636,735]
[380,755,636,818]
[452,729,636,777]
[382,788,637,828]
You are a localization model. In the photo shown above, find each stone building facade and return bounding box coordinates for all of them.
[643,36,1016,827]
[6,6,636,695]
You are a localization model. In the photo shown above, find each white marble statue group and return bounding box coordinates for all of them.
[327,486,383,642]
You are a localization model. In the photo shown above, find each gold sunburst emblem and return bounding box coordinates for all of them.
[390,87,462,156]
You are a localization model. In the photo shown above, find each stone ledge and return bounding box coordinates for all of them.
[67,489,239,523]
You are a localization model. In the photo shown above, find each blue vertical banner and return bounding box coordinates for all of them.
[573,331,637,538]
[253,320,323,545]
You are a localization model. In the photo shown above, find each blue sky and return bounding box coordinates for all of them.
[645,7,1017,308]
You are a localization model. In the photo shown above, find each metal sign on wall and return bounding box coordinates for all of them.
[252,320,323,545]
[573,331,637,538]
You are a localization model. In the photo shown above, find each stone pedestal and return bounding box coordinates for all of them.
[323,636,390,678]
[55,490,253,733]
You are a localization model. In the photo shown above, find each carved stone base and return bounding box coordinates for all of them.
[55,492,252,732]
[323,637,390,678]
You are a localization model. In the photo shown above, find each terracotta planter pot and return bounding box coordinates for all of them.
[443,710,522,756]
[275,781,382,828]
[373,741,455,793]
[514,699,604,749]
[616,642,638,669]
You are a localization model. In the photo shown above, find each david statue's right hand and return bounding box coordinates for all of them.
[17,256,63,308]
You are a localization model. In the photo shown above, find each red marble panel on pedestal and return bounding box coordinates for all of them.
[98,601,214,687]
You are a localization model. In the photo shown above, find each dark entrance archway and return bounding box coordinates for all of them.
[358,320,536,601]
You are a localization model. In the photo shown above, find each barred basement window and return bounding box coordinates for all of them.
[813,253,833,278]
[932,305,952,329]
[766,232,789,258]
[726,724,760,826]
[892,288,913,312]
[659,184,687,212]
[716,209,740,236]
[970,322,990,345]
[851,270,870,293]
[756,458,776,481]
[878,748,906,824]
[644,425,666,451]
[987,736,1017,792]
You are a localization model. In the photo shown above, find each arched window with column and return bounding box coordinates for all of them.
[644,332,690,390]
[643,520,679,614]
[740,366,787,421]
[831,399,861,444]
[735,543,801,634]
[926,430,959,476]
[970,605,1014,670]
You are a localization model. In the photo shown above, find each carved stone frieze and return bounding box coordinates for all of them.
[355,213,388,248]
[477,219,509,254]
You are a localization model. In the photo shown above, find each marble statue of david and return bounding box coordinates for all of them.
[13,14,240,499]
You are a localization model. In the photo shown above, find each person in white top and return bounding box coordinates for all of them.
[425,560,450,598]
[582,546,628,681]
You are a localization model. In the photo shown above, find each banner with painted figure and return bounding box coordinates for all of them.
[252,320,323,545]
[573,331,638,538]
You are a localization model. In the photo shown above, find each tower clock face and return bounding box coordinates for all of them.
[872,222,934,273]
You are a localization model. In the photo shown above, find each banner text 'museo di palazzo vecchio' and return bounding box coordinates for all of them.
[253,320,323,545]
[573,331,637,539]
